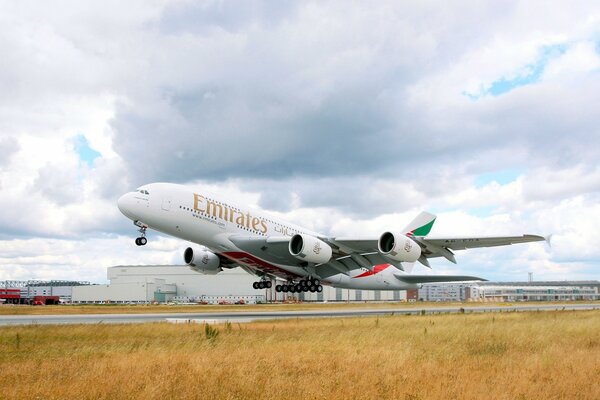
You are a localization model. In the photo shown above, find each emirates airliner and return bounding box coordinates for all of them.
[117,183,546,293]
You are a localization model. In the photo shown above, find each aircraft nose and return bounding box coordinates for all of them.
[117,193,134,218]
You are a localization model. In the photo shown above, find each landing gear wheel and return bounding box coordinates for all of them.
[295,284,302,292]
[289,285,296,293]
[309,285,317,292]
[133,221,148,246]
[266,281,272,289]
[282,284,288,292]
[275,285,282,293]
[252,282,259,290]
[317,285,323,293]
[312,279,320,286]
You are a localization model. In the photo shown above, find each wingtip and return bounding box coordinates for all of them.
[545,234,553,248]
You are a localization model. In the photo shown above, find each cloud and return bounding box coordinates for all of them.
[0,137,19,168]
[0,1,599,282]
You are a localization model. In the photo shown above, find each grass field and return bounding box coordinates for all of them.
[1,310,599,399]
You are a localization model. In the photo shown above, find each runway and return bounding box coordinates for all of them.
[1,303,599,326]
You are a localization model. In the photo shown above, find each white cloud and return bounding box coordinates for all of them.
[0,1,599,282]
[542,41,600,80]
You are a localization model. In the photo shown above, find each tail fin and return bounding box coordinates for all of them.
[403,211,436,237]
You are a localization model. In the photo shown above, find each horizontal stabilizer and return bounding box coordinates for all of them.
[395,274,487,284]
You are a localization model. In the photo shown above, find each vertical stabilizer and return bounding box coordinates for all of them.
[403,211,436,237]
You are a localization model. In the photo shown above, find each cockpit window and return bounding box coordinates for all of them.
[135,189,150,195]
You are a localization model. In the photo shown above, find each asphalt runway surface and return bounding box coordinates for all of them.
[1,303,599,326]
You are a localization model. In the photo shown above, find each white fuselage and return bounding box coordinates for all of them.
[117,182,419,290]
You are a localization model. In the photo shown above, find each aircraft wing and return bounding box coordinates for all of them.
[394,274,486,284]
[228,231,546,275]
[331,234,546,267]
[228,235,398,277]
[228,235,305,266]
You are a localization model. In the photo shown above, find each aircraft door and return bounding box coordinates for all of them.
[161,196,172,211]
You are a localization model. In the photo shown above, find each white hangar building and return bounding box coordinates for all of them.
[71,265,406,304]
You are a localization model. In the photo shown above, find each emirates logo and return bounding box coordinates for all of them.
[404,240,413,252]
[202,254,209,264]
[313,242,322,254]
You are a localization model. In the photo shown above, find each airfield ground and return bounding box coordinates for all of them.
[0,300,594,315]
[0,310,598,399]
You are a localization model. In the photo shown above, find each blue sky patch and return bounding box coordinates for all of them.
[475,168,523,187]
[468,205,497,218]
[465,44,568,99]
[74,134,101,167]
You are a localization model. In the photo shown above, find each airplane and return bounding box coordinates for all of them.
[117,182,547,293]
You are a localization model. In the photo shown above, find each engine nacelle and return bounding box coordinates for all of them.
[183,247,222,275]
[378,232,421,263]
[289,234,332,264]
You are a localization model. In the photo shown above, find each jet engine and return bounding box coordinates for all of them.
[183,247,222,275]
[378,232,421,263]
[289,234,332,264]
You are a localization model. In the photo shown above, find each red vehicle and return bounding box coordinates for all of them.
[32,296,60,305]
[0,288,21,304]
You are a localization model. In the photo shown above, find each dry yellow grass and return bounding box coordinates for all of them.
[1,310,599,399]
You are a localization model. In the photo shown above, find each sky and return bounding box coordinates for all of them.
[0,1,599,284]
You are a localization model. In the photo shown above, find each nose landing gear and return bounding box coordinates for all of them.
[133,221,148,246]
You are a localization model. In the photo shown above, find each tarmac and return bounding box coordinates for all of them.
[1,303,599,326]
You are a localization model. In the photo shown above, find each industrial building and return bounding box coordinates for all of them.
[72,265,262,304]
[414,281,600,302]
[0,280,89,304]
[71,265,406,304]
[3,269,599,305]
[467,281,600,302]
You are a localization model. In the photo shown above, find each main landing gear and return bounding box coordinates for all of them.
[134,221,148,246]
[275,278,323,293]
[252,280,272,289]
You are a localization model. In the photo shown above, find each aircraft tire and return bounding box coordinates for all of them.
[289,285,296,293]
[135,238,141,246]
[275,285,282,292]
[281,284,288,292]
[252,282,259,290]
[313,279,320,286]
[266,281,272,289]
[317,285,323,293]
[295,284,302,292]
[139,237,147,246]
[309,285,316,292]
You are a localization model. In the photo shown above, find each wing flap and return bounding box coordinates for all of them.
[422,234,545,251]
[395,274,486,284]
